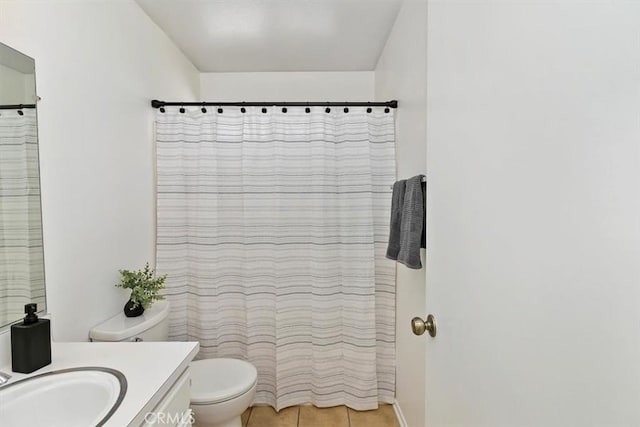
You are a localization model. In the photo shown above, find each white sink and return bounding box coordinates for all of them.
[0,367,127,427]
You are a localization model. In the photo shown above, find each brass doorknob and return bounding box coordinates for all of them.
[411,314,437,337]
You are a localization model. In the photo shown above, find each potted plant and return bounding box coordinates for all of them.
[116,262,167,317]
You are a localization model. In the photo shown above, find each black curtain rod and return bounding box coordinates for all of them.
[0,104,36,110]
[151,99,398,109]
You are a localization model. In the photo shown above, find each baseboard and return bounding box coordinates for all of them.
[393,399,409,427]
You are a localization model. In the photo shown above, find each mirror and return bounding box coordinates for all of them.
[0,42,45,327]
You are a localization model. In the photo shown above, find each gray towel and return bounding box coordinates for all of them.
[387,175,425,269]
[386,179,406,260]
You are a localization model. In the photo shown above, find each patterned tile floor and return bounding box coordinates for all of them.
[241,404,400,427]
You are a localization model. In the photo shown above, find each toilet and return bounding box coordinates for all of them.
[89,300,257,427]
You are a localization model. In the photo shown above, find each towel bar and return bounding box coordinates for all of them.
[389,176,426,189]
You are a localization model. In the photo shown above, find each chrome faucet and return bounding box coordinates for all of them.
[0,370,11,386]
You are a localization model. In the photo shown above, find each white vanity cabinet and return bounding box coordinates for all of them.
[0,342,200,427]
[141,368,193,427]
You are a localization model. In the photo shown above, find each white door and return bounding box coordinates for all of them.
[423,1,640,426]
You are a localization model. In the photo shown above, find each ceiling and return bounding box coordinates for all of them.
[0,42,35,74]
[135,0,403,72]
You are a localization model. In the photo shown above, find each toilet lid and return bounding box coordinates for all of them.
[190,358,258,404]
[89,300,169,341]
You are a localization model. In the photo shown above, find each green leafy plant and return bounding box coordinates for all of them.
[116,263,167,311]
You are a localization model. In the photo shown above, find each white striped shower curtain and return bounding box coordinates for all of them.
[0,109,45,326]
[155,106,396,410]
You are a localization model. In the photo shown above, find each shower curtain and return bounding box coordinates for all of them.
[155,106,396,410]
[0,109,45,326]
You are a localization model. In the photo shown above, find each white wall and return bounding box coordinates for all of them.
[424,1,640,425]
[200,71,373,101]
[0,64,30,104]
[0,0,199,342]
[374,1,427,426]
[23,73,35,104]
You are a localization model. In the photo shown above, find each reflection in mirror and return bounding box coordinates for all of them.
[0,42,45,327]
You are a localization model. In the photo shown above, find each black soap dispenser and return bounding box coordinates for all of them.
[11,303,51,373]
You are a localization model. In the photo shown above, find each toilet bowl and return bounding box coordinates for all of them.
[89,300,258,427]
[190,358,257,427]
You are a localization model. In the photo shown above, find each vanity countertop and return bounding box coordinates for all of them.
[1,341,199,426]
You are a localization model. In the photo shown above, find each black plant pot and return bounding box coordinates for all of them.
[124,299,144,317]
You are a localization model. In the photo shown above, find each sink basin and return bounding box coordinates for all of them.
[0,367,127,427]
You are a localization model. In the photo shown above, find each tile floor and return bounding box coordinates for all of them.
[241,404,400,427]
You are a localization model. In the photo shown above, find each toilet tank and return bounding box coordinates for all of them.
[89,300,170,342]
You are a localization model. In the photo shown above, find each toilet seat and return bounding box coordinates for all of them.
[190,358,258,405]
